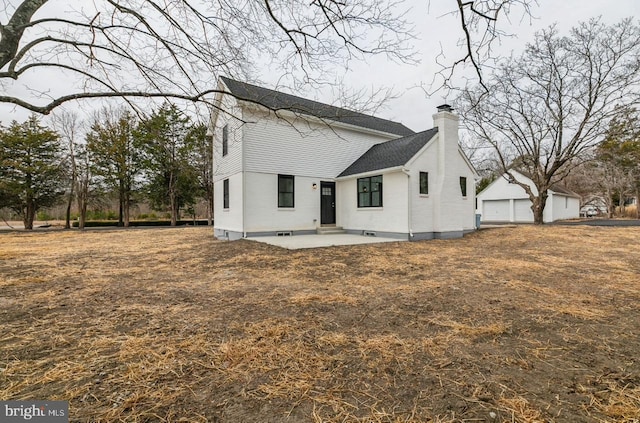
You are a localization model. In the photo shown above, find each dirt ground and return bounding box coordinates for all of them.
[0,226,638,422]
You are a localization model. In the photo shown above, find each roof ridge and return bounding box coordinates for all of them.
[219,76,414,137]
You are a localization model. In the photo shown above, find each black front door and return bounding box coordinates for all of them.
[320,182,336,225]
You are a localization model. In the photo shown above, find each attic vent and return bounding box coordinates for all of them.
[276,231,292,237]
[363,231,377,237]
[437,104,454,113]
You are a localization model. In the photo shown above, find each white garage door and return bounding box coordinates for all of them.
[514,199,534,222]
[483,200,510,221]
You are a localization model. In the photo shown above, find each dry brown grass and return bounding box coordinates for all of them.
[0,225,639,422]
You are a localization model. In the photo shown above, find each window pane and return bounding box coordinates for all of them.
[223,179,229,209]
[420,172,428,194]
[280,177,293,193]
[459,177,467,196]
[358,178,370,193]
[371,191,381,207]
[279,193,293,208]
[359,192,370,207]
[357,175,382,208]
[222,125,228,156]
[278,175,294,207]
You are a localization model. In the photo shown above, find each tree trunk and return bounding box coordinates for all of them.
[65,140,77,229]
[77,180,87,230]
[170,197,178,226]
[24,202,35,230]
[79,200,87,230]
[65,187,73,229]
[531,192,548,225]
[607,193,616,219]
[123,187,131,227]
[172,201,179,226]
[207,186,214,226]
[169,172,177,226]
[118,184,124,227]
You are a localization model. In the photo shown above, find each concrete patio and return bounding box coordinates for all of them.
[247,233,405,249]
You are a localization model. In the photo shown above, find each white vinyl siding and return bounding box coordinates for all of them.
[242,108,397,178]
[407,139,476,233]
[244,172,320,232]
[338,171,408,233]
[213,173,243,232]
[552,195,580,221]
[213,93,244,182]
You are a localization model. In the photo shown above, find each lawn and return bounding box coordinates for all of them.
[0,226,639,422]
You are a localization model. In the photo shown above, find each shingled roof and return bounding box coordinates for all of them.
[220,76,414,137]
[338,128,439,177]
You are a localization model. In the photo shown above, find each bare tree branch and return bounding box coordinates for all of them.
[426,0,537,94]
[0,0,48,68]
[0,0,415,114]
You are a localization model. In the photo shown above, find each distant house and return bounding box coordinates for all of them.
[477,170,580,223]
[210,77,478,241]
[580,196,608,217]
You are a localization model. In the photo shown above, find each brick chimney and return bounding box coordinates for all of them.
[432,104,461,233]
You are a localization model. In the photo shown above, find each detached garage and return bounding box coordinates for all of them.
[477,170,580,223]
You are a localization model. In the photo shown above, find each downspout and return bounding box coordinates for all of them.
[402,168,413,239]
[241,118,247,239]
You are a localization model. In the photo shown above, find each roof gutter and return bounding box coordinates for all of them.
[335,165,405,181]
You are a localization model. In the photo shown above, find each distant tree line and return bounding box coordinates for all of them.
[566,107,640,218]
[0,103,213,230]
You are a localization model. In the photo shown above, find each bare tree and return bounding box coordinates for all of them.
[0,0,414,115]
[458,18,640,224]
[52,110,81,228]
[74,142,94,230]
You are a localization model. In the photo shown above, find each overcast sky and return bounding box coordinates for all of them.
[1,0,639,131]
[332,0,640,132]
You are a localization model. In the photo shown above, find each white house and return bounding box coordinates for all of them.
[477,170,580,223]
[211,77,478,241]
